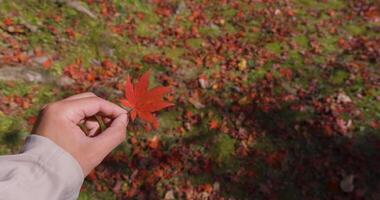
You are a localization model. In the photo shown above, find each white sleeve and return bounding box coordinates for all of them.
[0,135,84,200]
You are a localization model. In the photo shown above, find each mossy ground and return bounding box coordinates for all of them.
[1,0,379,199]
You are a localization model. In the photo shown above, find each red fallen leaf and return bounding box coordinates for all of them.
[120,70,174,129]
[65,28,76,39]
[101,59,114,69]
[27,116,37,125]
[135,12,145,20]
[86,170,97,181]
[155,7,172,17]
[16,52,28,63]
[53,15,62,23]
[279,68,292,80]
[147,135,159,149]
[265,150,286,168]
[338,38,350,49]
[209,119,219,130]
[364,7,380,22]
[3,18,13,26]
[153,167,164,178]
[327,178,340,192]
[86,72,96,82]
[42,59,53,69]
[370,120,379,129]
[200,183,213,193]
[33,48,44,57]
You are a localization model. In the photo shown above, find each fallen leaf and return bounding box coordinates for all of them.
[238,58,247,71]
[209,119,219,129]
[337,92,352,103]
[164,190,175,200]
[3,18,13,26]
[147,135,159,149]
[42,59,53,69]
[198,75,209,89]
[340,174,355,193]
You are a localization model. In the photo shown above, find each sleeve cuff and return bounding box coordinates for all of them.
[21,135,84,198]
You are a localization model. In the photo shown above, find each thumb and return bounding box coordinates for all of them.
[91,113,128,157]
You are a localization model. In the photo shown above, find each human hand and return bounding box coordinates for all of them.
[31,92,128,176]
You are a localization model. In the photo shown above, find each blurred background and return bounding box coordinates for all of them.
[0,0,379,199]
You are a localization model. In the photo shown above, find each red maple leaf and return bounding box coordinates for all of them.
[209,119,219,130]
[120,71,173,129]
[3,18,13,26]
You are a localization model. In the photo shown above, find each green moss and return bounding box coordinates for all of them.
[327,0,346,9]
[320,35,338,53]
[163,47,185,61]
[78,193,91,200]
[0,117,14,134]
[24,85,57,117]
[189,174,213,185]
[28,31,55,48]
[265,42,283,54]
[2,129,23,146]
[0,82,31,97]
[158,111,181,130]
[345,23,366,36]
[247,66,269,82]
[313,55,326,64]
[135,23,160,37]
[356,88,380,123]
[224,22,237,33]
[220,6,237,19]
[78,191,115,200]
[210,134,236,165]
[0,114,25,150]
[279,183,301,200]
[293,35,309,49]
[199,26,221,38]
[254,136,277,152]
[329,70,348,85]
[177,16,193,30]
[294,0,345,10]
[286,50,303,67]
[242,32,261,43]
[187,38,203,49]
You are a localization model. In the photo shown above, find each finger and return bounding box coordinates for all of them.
[103,117,111,123]
[81,117,112,137]
[63,96,127,123]
[91,113,128,157]
[42,92,97,110]
[85,120,100,136]
[62,92,97,101]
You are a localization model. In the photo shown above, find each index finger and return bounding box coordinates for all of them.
[62,96,127,123]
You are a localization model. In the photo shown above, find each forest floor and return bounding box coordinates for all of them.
[0,0,379,199]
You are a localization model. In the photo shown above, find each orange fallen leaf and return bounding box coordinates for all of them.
[147,135,159,149]
[43,59,53,69]
[3,18,13,26]
[209,119,219,130]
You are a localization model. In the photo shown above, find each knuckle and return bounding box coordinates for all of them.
[41,102,61,114]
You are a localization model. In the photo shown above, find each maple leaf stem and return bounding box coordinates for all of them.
[124,107,132,112]
[79,123,89,136]
[95,115,106,132]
